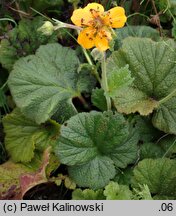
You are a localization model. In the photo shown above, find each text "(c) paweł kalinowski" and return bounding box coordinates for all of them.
[20,202,104,212]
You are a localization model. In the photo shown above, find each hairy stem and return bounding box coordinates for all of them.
[78,95,90,110]
[101,52,111,111]
[159,89,176,105]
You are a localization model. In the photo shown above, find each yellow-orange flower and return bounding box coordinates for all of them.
[71,3,127,51]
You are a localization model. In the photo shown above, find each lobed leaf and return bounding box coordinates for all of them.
[55,111,139,188]
[8,43,96,124]
[132,158,176,198]
[68,155,116,189]
[104,181,132,200]
[107,37,176,134]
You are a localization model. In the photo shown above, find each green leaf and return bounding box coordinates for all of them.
[158,135,176,158]
[104,181,132,200]
[111,86,159,116]
[113,168,133,186]
[55,111,139,189]
[51,100,77,124]
[0,17,57,71]
[152,97,176,134]
[107,37,176,134]
[68,155,116,189]
[2,108,60,162]
[114,25,160,49]
[115,25,160,43]
[91,88,107,111]
[107,65,134,98]
[140,142,164,159]
[133,184,153,200]
[109,128,139,168]
[72,188,104,200]
[132,158,176,198]
[8,43,95,124]
[134,116,161,142]
[56,111,138,166]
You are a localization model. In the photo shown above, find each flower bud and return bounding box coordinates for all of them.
[38,21,54,36]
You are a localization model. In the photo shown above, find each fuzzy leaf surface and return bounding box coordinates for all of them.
[132,158,176,198]
[56,111,138,166]
[68,155,116,189]
[107,37,176,134]
[107,65,134,98]
[91,88,107,111]
[55,111,138,188]
[8,43,95,124]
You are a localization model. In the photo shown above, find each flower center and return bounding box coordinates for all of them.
[88,9,105,29]
[93,16,104,29]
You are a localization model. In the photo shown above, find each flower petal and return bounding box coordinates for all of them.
[84,3,104,13]
[95,32,110,51]
[71,8,93,27]
[105,6,127,28]
[77,27,95,49]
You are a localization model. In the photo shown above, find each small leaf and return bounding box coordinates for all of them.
[132,158,176,198]
[72,188,104,200]
[91,88,107,111]
[2,108,60,162]
[112,87,159,116]
[104,181,132,200]
[8,43,95,124]
[68,155,116,189]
